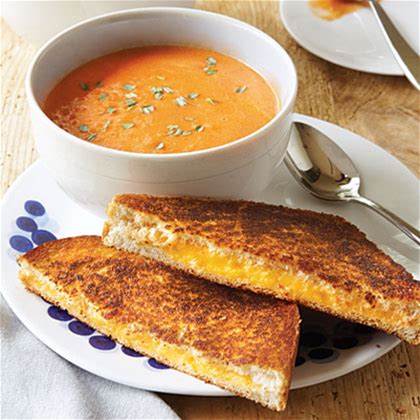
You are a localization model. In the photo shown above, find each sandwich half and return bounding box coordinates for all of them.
[18,236,300,411]
[103,194,420,345]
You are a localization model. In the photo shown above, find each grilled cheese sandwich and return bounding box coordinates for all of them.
[18,236,300,411]
[103,194,420,345]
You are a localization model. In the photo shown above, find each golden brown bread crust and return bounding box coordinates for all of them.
[18,235,300,373]
[112,194,419,302]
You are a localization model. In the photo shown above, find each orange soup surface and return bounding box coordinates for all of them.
[309,0,370,20]
[44,46,278,154]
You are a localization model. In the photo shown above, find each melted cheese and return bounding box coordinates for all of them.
[19,266,280,402]
[160,241,406,326]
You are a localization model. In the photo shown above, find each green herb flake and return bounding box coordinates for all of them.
[79,124,89,132]
[87,133,97,141]
[126,99,137,108]
[123,84,136,91]
[141,105,155,114]
[188,92,199,100]
[195,125,205,133]
[79,82,89,91]
[175,96,188,107]
[96,81,103,88]
[163,86,173,93]
[182,130,192,136]
[166,124,183,136]
[207,57,217,66]
[154,91,163,100]
[156,142,165,150]
[99,93,108,101]
[204,67,218,75]
[122,122,135,129]
[125,92,138,98]
[206,97,216,105]
[103,120,111,130]
[107,107,116,114]
[235,85,248,94]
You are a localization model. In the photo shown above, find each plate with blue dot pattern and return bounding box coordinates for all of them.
[2,115,418,396]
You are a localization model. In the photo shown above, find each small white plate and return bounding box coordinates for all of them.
[1,115,418,396]
[280,0,420,75]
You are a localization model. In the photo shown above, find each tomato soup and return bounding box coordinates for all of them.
[309,0,370,21]
[44,46,278,154]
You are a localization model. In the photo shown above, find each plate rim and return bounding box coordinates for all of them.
[279,0,404,76]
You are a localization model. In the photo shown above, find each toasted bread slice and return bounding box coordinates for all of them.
[18,236,300,411]
[103,195,420,345]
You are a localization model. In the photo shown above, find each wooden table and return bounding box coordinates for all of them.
[1,1,419,419]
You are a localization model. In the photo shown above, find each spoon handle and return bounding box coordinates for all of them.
[368,0,420,91]
[351,195,420,246]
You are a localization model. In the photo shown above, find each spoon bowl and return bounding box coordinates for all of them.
[285,121,420,245]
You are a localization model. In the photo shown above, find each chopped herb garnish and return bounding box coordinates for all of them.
[156,75,166,81]
[123,84,136,91]
[195,125,205,132]
[96,81,103,88]
[79,124,89,132]
[166,124,182,136]
[203,57,218,75]
[156,142,165,150]
[87,133,97,141]
[151,87,164,100]
[207,57,217,66]
[99,93,108,101]
[182,130,192,136]
[206,97,216,105]
[141,105,155,114]
[107,107,116,114]
[122,122,135,129]
[235,85,248,94]
[163,86,173,93]
[188,92,199,100]
[175,96,188,107]
[103,120,111,130]
[125,92,138,98]
[204,67,218,75]
[126,99,137,108]
[79,82,89,91]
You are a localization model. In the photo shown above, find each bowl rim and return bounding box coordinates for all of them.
[26,6,298,161]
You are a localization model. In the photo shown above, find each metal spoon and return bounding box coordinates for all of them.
[285,122,420,246]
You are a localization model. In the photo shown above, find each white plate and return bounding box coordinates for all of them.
[1,115,418,396]
[280,0,420,75]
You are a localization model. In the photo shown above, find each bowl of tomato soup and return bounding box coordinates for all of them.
[26,8,297,216]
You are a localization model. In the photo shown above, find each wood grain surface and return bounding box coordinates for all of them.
[1,1,419,419]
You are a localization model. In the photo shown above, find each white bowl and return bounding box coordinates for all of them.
[2,1,195,47]
[26,8,298,217]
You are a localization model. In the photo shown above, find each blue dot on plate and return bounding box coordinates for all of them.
[308,348,339,364]
[68,320,94,336]
[295,355,305,367]
[47,305,72,321]
[16,216,38,232]
[333,336,359,349]
[121,346,144,357]
[148,358,169,370]
[24,200,45,217]
[32,230,57,246]
[9,235,33,253]
[89,336,116,350]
